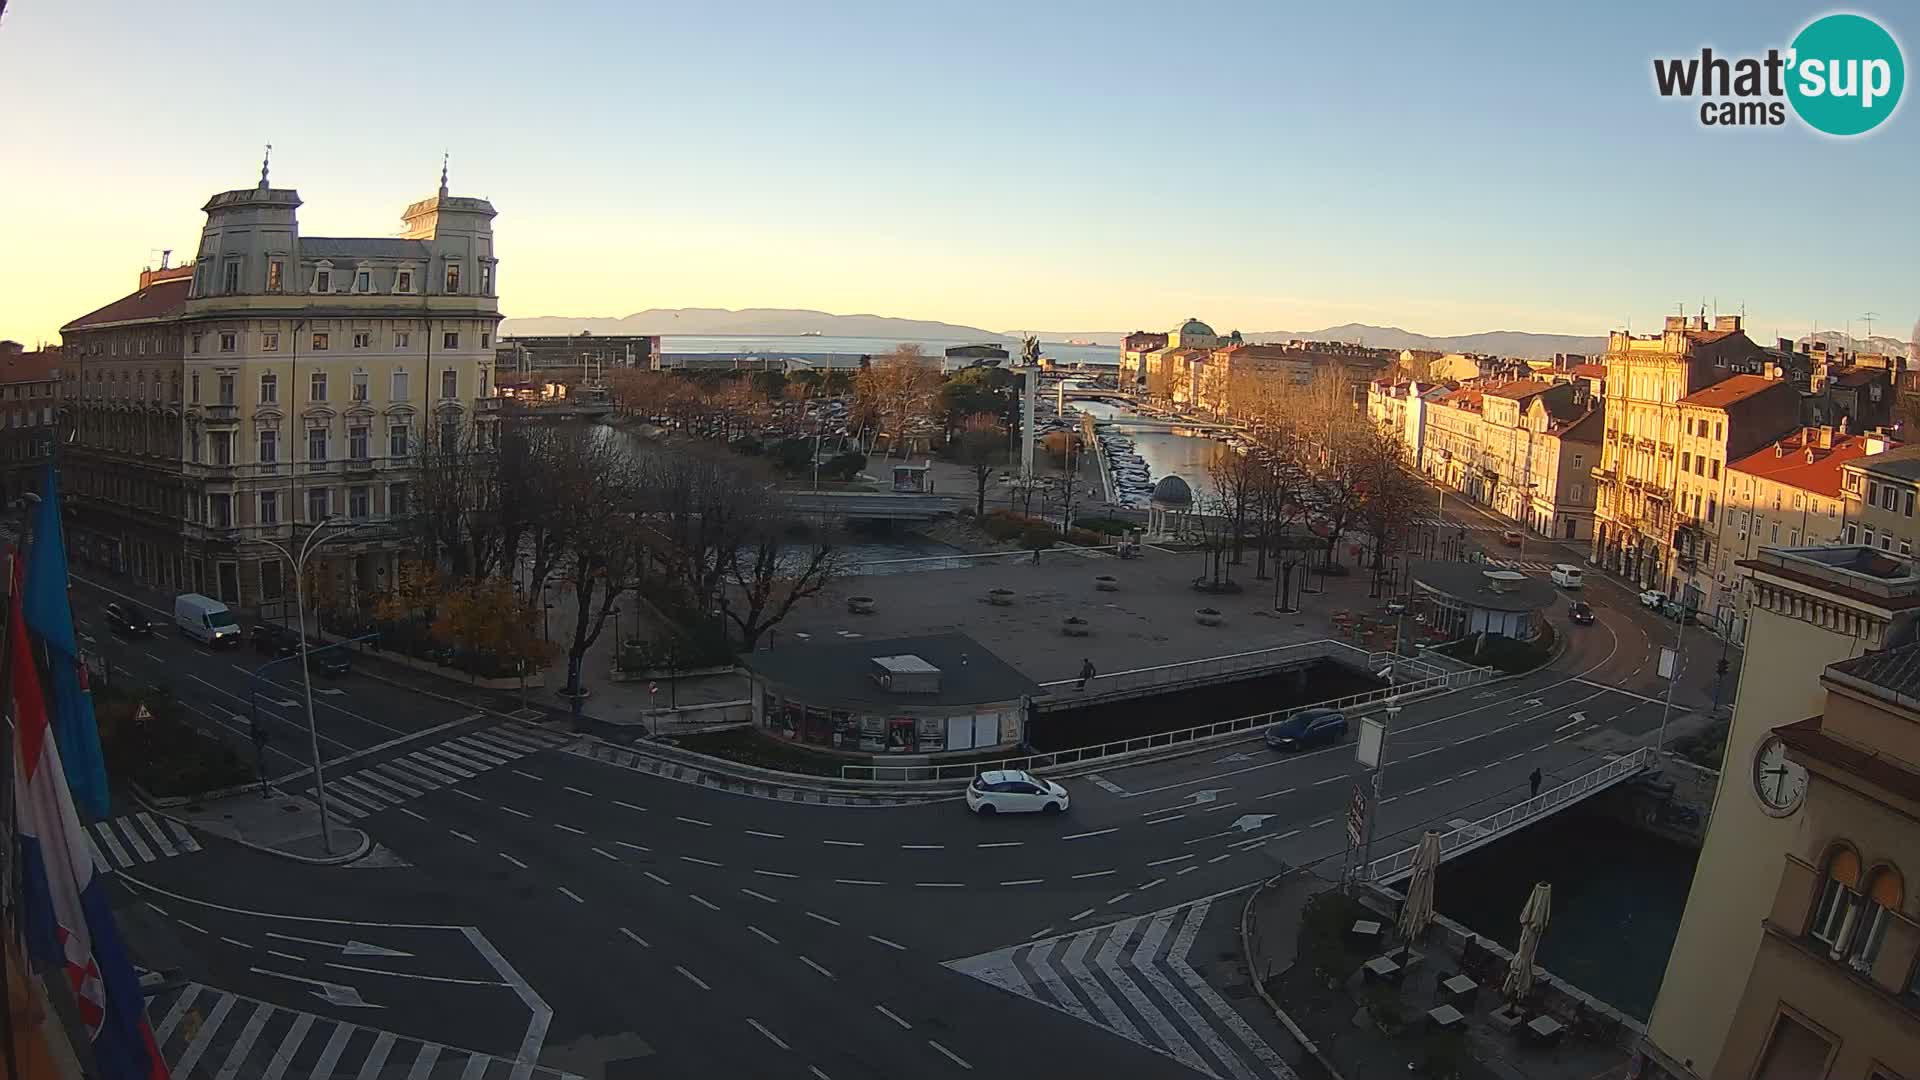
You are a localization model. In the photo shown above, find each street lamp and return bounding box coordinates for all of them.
[255,516,363,855]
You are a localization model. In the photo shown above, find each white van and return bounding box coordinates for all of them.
[1549,564,1584,589]
[174,593,241,647]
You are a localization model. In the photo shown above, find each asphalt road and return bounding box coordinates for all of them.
[71,543,1739,1079]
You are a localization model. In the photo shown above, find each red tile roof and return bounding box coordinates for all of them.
[1482,379,1553,400]
[1572,363,1609,379]
[0,348,62,385]
[1676,374,1784,410]
[61,276,190,332]
[1728,430,1892,499]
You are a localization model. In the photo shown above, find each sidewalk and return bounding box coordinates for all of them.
[142,787,370,865]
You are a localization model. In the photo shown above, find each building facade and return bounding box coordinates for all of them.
[497,333,660,377]
[1841,446,1920,558]
[1669,374,1801,617]
[0,343,62,506]
[1397,378,1602,540]
[60,166,502,608]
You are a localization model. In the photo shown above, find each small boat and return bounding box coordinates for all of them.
[800,330,823,337]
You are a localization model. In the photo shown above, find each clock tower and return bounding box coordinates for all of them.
[1642,546,1920,1079]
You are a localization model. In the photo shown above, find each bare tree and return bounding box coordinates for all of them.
[407,420,503,580]
[548,444,646,704]
[717,506,841,649]
[855,345,941,457]
[1206,447,1262,563]
[954,412,1007,517]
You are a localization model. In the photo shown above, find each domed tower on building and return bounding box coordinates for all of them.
[1167,318,1219,351]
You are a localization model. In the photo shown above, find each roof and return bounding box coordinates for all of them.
[1773,715,1920,804]
[1675,374,1786,410]
[301,237,432,261]
[1410,561,1558,612]
[61,275,191,331]
[1178,317,1215,337]
[0,349,61,385]
[1848,444,1920,482]
[1685,329,1738,345]
[743,632,1041,710]
[1729,431,1891,499]
[1481,379,1553,400]
[1827,642,1920,702]
[1572,363,1609,379]
[1552,408,1605,442]
[1830,368,1884,388]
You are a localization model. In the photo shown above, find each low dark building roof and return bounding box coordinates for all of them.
[302,237,432,261]
[745,632,1042,711]
[1850,444,1920,482]
[61,276,191,331]
[1411,561,1558,612]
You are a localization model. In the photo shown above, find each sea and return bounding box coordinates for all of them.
[661,334,1122,370]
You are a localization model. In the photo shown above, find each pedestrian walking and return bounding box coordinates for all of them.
[1076,658,1096,690]
[1529,767,1543,798]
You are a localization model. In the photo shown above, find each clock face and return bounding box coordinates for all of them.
[1753,736,1808,815]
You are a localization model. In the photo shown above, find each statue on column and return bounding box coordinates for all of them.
[1021,335,1040,367]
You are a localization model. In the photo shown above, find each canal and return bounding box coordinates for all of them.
[1030,659,1385,751]
[1070,400,1229,503]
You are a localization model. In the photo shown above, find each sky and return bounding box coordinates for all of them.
[1,0,1915,347]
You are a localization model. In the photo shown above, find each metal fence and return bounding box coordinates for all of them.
[1363,746,1658,884]
[840,663,1494,782]
[1037,639,1372,704]
[845,544,1129,576]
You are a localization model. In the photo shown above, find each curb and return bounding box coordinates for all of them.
[1239,871,1348,1080]
[128,788,374,867]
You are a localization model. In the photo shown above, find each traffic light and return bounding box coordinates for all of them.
[1715,657,1730,678]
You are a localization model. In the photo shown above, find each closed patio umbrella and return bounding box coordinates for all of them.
[1397,830,1442,942]
[1503,881,1552,1002]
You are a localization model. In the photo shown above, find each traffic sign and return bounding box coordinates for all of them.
[1346,783,1371,847]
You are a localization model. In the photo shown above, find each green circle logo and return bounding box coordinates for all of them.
[1787,13,1905,136]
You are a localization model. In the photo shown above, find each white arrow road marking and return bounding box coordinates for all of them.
[1569,711,1588,723]
[263,932,415,958]
[1212,752,1256,763]
[1185,788,1228,806]
[248,967,383,1008]
[314,687,346,696]
[1228,814,1275,833]
[1522,698,1545,708]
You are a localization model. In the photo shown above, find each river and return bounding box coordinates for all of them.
[1066,400,1229,505]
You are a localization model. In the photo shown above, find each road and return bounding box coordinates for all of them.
[70,535,1737,1078]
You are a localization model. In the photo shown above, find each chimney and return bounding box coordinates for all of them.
[1819,426,1834,449]
[1664,315,1687,333]
[1867,433,1891,456]
[160,249,171,270]
[1714,314,1743,333]
[1806,447,1817,465]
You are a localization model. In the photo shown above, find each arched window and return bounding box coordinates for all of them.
[1809,845,1860,948]
[1849,866,1904,973]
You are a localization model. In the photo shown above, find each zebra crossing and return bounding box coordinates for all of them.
[150,981,582,1079]
[946,899,1294,1080]
[309,724,572,821]
[1485,558,1557,572]
[86,813,202,873]
[1409,516,1504,532]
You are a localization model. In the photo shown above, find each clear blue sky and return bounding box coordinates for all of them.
[1,0,1913,345]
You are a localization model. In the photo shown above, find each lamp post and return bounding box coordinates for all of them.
[256,516,362,855]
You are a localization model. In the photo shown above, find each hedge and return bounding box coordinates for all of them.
[97,684,255,798]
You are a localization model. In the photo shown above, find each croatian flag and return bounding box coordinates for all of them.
[23,463,113,820]
[11,558,170,1079]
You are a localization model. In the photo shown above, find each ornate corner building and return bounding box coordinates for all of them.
[59,163,501,609]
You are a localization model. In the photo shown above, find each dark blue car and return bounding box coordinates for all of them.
[1264,707,1348,751]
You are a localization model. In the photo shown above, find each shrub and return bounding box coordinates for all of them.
[1072,515,1133,536]
[97,685,254,798]
[1020,526,1058,550]
[730,436,765,456]
[1065,527,1107,546]
[772,437,815,474]
[821,450,868,481]
[1298,888,1370,984]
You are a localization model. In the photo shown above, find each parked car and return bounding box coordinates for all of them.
[966,770,1069,815]
[1549,564,1584,588]
[1569,600,1595,625]
[104,602,153,638]
[1500,529,1523,548]
[1264,707,1348,751]
[173,593,241,648]
[250,623,351,675]
[1639,589,1669,611]
[1659,600,1697,625]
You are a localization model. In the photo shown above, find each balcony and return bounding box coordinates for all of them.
[202,404,239,424]
[344,456,377,478]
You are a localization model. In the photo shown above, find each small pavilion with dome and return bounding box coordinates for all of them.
[1147,474,1195,541]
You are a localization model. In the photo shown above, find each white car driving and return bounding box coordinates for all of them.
[966,770,1070,815]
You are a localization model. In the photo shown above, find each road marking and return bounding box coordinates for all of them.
[1147,853,1193,867]
[674,966,710,991]
[1505,753,1525,763]
[976,841,1022,849]
[500,853,528,869]
[564,786,594,796]
[810,1068,832,1080]
[1000,878,1044,886]
[619,927,650,948]
[1027,926,1056,940]
[927,1040,973,1070]
[144,901,167,916]
[868,934,906,951]
[1139,877,1166,890]
[834,878,884,886]
[806,911,841,927]
[1533,743,1551,751]
[558,887,585,904]
[675,816,712,827]
[1313,775,1344,785]
[745,830,786,840]
[510,768,543,781]
[1259,787,1296,799]
[681,856,724,868]
[741,888,780,904]
[219,936,252,950]
[748,925,780,944]
[644,871,672,886]
[914,881,964,888]
[500,806,532,819]
[554,823,586,835]
[1277,828,1302,840]
[1432,776,1454,786]
[592,847,620,862]
[1208,853,1233,863]
[1198,801,1239,814]
[1145,814,1185,825]
[689,894,721,912]
[747,1019,789,1051]
[1404,786,1428,796]
[449,788,482,802]
[614,800,646,812]
[753,868,796,879]
[875,1004,912,1029]
[900,843,944,850]
[1178,866,1199,876]
[821,839,864,847]
[395,807,427,822]
[1310,818,1333,828]
[449,830,476,844]
[798,956,835,979]
[1068,908,1096,922]
[1411,748,1442,759]
[1381,796,1400,805]
[1060,827,1118,840]
[1105,892,1133,905]
[267,949,305,963]
[616,840,652,853]
[1071,869,1115,880]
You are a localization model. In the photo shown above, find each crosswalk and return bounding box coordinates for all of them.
[946,899,1294,1080]
[309,725,572,821]
[150,981,583,1079]
[87,813,202,873]
[1408,516,1504,532]
[1485,558,1556,572]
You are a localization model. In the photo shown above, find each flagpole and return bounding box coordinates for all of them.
[0,550,23,1080]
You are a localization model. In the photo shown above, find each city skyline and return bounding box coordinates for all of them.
[2,0,1915,347]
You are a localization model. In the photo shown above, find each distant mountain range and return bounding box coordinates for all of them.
[1030,324,1607,357]
[1799,330,1912,356]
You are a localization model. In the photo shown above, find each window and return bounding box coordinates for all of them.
[1752,1013,1831,1080]
[217,373,235,405]
[266,260,283,292]
[310,372,327,402]
[388,482,409,517]
[259,373,277,404]
[210,431,233,465]
[191,332,203,354]
[396,270,413,293]
[440,420,459,455]
[349,486,370,519]
[190,372,200,403]
[1870,480,1881,503]
[352,331,370,350]
[219,331,236,353]
[261,331,280,353]
[1714,421,1723,441]
[208,494,232,528]
[1681,451,1691,472]
[307,428,328,462]
[395,331,411,350]
[1846,523,1859,543]
[1864,528,1876,547]
[312,332,329,351]
[1903,538,1913,557]
[259,490,279,526]
[353,270,370,293]
[445,264,460,293]
[1771,523,1779,542]
[258,429,277,464]
[1789,529,1799,546]
[480,331,491,349]
[441,369,458,399]
[351,371,369,402]
[1709,460,1719,480]
[391,369,410,401]
[1906,490,1914,518]
[315,269,331,293]
[1883,534,1893,551]
[306,487,329,522]
[349,426,369,460]
[442,330,460,350]
[222,261,241,294]
[1706,497,1716,523]
[1885,486,1899,512]
[479,263,492,294]
[388,424,409,458]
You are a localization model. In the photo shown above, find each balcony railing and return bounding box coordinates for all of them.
[202,404,239,422]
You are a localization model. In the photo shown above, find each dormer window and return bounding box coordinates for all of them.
[267,260,284,293]
[396,270,414,294]
[479,263,493,295]
[445,264,461,294]
[223,260,242,294]
[353,269,371,293]
[315,269,332,293]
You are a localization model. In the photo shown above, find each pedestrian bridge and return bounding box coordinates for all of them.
[1364,746,1659,885]
[782,490,970,520]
